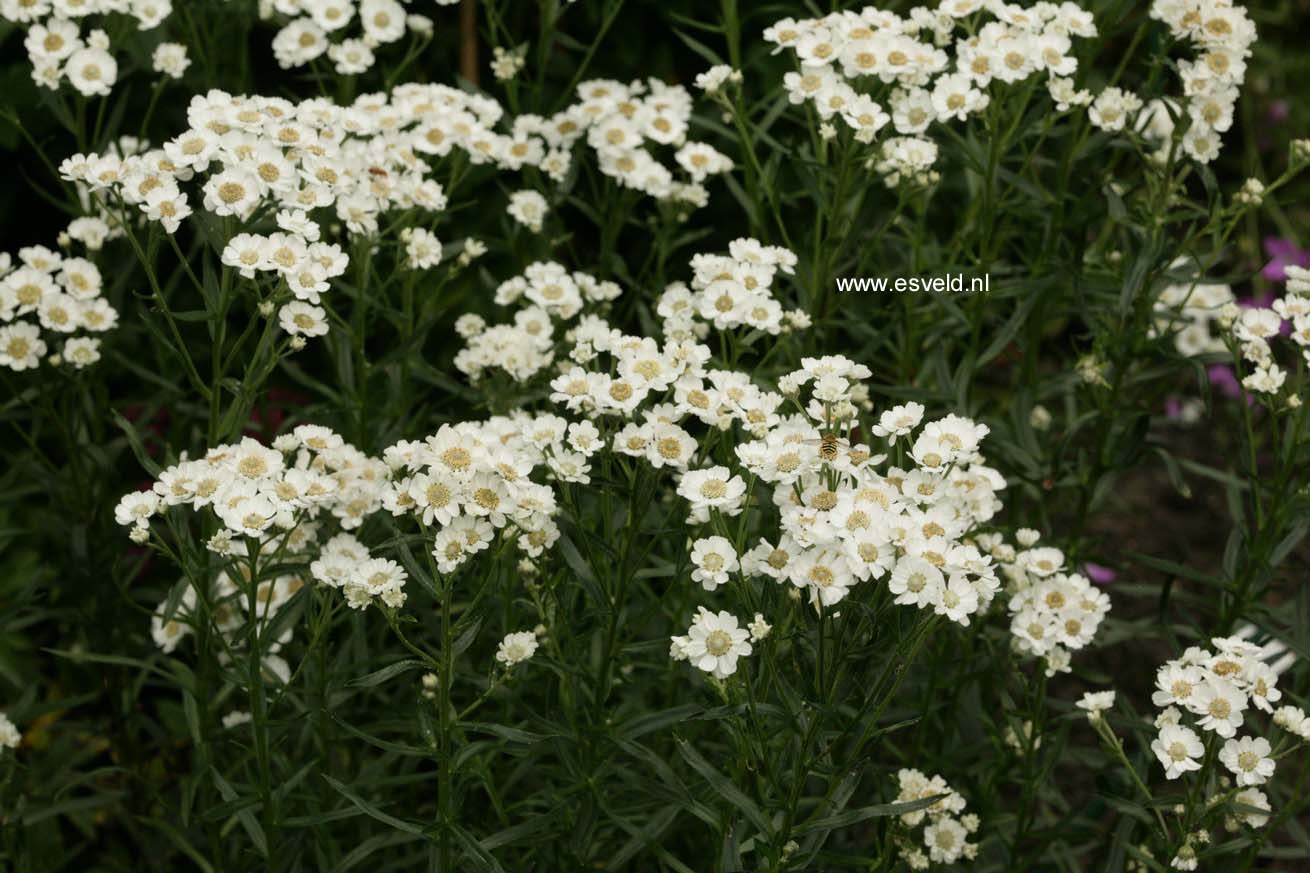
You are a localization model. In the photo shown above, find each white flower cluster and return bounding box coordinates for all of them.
[115,425,407,641]
[1152,265,1235,357]
[988,535,1111,676]
[1088,87,1144,134]
[1146,0,1255,163]
[401,226,443,269]
[1,240,119,371]
[517,245,800,447]
[1,0,175,94]
[500,245,1038,676]
[694,64,742,96]
[310,532,407,610]
[657,238,803,337]
[380,415,579,574]
[1226,272,1310,395]
[450,242,1095,681]
[59,86,482,242]
[892,768,980,868]
[221,213,348,341]
[552,78,733,204]
[764,1,1097,182]
[61,86,548,338]
[875,136,940,188]
[731,366,1005,620]
[454,261,622,384]
[491,44,527,82]
[264,0,432,74]
[115,425,389,541]
[1147,636,1307,831]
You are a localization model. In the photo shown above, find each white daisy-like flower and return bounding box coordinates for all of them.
[689,536,739,591]
[1219,735,1275,787]
[1151,724,1204,779]
[1076,690,1116,723]
[496,631,539,667]
[678,608,752,679]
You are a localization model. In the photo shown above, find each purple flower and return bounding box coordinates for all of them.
[1268,100,1290,124]
[1261,237,1310,283]
[1082,563,1117,584]
[1208,364,1243,398]
[1208,364,1257,406]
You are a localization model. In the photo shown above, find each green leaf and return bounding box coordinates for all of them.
[210,769,269,857]
[322,774,426,836]
[346,658,424,688]
[793,795,944,836]
[676,738,771,837]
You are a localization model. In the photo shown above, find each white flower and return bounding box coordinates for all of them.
[496,631,539,667]
[1245,663,1282,713]
[0,322,48,370]
[273,20,329,67]
[747,613,771,641]
[25,19,80,63]
[0,712,20,751]
[1154,706,1183,729]
[871,402,925,443]
[932,73,988,122]
[405,228,443,270]
[936,574,979,624]
[1231,788,1271,828]
[1151,724,1203,779]
[1219,736,1275,787]
[889,556,943,609]
[507,190,549,233]
[361,0,407,43]
[328,39,375,75]
[923,816,968,864]
[1273,705,1310,739]
[115,490,159,528]
[675,143,733,182]
[151,42,190,78]
[222,711,252,729]
[65,46,117,96]
[1153,663,1204,708]
[1077,690,1116,723]
[695,64,739,94]
[279,302,329,337]
[203,169,261,218]
[679,608,752,679]
[1088,87,1142,132]
[677,466,747,521]
[63,336,101,368]
[689,536,739,591]
[1190,679,1247,738]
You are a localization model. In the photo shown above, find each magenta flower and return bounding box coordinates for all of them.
[1261,237,1310,283]
[1208,364,1244,399]
[1082,562,1117,585]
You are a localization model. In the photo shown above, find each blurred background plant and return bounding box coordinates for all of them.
[2,1,1310,870]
